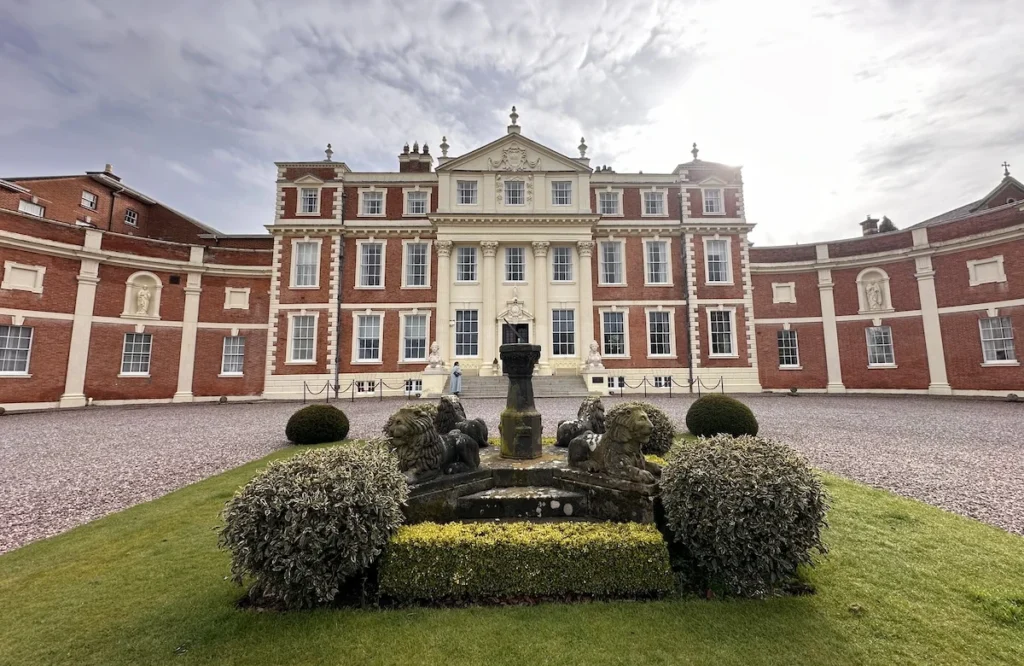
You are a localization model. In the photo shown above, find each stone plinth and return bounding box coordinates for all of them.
[499,343,543,459]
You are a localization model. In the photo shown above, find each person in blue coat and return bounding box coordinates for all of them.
[449,361,462,396]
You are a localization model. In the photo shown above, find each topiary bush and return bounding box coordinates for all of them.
[606,401,676,454]
[285,404,350,444]
[379,521,673,602]
[659,434,829,597]
[684,393,758,437]
[219,441,408,609]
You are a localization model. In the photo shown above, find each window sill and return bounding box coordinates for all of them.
[705,281,735,287]
[359,213,386,218]
[285,360,316,366]
[294,211,322,217]
[402,214,429,218]
[502,281,529,286]
[355,285,385,290]
[0,372,32,378]
[640,213,669,218]
[708,354,738,359]
[644,282,674,288]
[118,373,151,378]
[703,211,726,216]
[867,363,898,369]
[648,354,678,360]
[353,359,383,365]
[399,359,427,365]
[857,308,894,315]
[602,355,631,360]
[401,284,431,290]
[598,283,628,287]
[981,360,1019,367]
[779,365,803,371]
[551,280,576,285]
[288,285,321,290]
[968,280,1007,287]
[218,373,244,378]
[454,281,480,286]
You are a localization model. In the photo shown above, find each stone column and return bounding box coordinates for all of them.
[817,267,846,393]
[480,241,499,375]
[532,241,551,374]
[577,240,596,369]
[173,246,204,403]
[434,241,453,364]
[913,233,951,394]
[59,229,103,408]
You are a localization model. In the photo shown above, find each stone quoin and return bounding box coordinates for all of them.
[1,110,1022,410]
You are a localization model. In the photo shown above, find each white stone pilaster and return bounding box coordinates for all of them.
[480,241,499,374]
[434,241,452,366]
[816,244,845,392]
[532,241,551,374]
[577,241,595,368]
[684,232,700,368]
[913,228,951,394]
[173,245,204,402]
[59,229,103,408]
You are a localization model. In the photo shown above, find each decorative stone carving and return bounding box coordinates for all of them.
[435,240,453,258]
[498,294,534,324]
[865,281,884,310]
[427,341,444,369]
[488,142,540,171]
[584,340,604,370]
[856,267,893,313]
[480,240,499,257]
[555,396,606,448]
[567,404,661,484]
[435,395,489,448]
[122,271,162,320]
[386,405,481,484]
[577,240,595,258]
[135,285,151,315]
[531,241,550,257]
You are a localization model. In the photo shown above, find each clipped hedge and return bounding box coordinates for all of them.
[286,404,350,444]
[684,394,758,437]
[379,522,673,602]
[606,400,676,455]
[659,434,829,597]
[219,441,407,609]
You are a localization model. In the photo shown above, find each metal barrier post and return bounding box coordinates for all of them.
[643,376,648,399]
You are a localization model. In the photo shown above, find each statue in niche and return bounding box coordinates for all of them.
[865,280,884,311]
[427,341,444,369]
[585,340,604,370]
[135,285,152,316]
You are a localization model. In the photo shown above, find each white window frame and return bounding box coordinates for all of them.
[0,324,33,376]
[551,309,576,357]
[290,238,322,289]
[18,200,44,217]
[456,179,479,206]
[403,187,431,217]
[355,380,377,395]
[297,187,321,216]
[405,378,423,396]
[351,310,385,364]
[399,311,431,363]
[505,246,526,283]
[81,190,98,210]
[646,307,676,358]
[598,239,626,286]
[124,208,139,227]
[456,246,478,283]
[597,188,622,216]
[355,239,387,289]
[119,332,152,377]
[286,312,318,365]
[703,236,733,285]
[706,308,737,358]
[551,246,574,283]
[777,328,801,369]
[362,185,389,216]
[703,188,724,215]
[599,308,630,358]
[551,181,572,206]
[643,238,672,286]
[223,287,250,310]
[2,261,46,294]
[642,189,667,217]
[219,335,246,376]
[979,315,1017,366]
[454,309,480,358]
[967,256,1007,287]
[401,239,431,289]
[772,282,797,304]
[505,180,526,206]
[865,325,896,368]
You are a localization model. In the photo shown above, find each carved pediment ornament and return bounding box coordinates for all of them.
[497,296,534,323]
[488,143,541,171]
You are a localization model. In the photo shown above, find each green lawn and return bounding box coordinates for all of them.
[1,445,1022,666]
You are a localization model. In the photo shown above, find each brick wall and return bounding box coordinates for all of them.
[591,236,684,302]
[93,264,187,320]
[83,324,182,400]
[750,270,822,319]
[0,315,72,403]
[0,248,81,314]
[693,233,745,299]
[272,309,331,375]
[932,239,1024,308]
[192,329,268,396]
[341,237,437,303]
[755,323,827,389]
[696,304,751,368]
[594,305,689,369]
[831,260,920,316]
[278,235,333,305]
[836,317,929,389]
[337,307,436,373]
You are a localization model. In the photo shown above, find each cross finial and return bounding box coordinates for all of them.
[1002,161,1011,177]
[578,136,587,158]
[440,135,449,157]
[510,105,518,126]
[324,143,333,161]
[691,142,699,160]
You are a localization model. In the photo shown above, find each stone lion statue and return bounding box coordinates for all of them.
[567,403,661,484]
[436,395,489,447]
[555,396,606,448]
[385,405,481,484]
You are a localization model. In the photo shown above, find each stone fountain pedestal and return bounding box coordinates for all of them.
[498,343,543,460]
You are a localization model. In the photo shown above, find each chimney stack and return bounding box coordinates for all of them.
[399,141,433,173]
[860,215,879,236]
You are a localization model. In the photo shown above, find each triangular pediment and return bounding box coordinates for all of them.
[971,176,1024,211]
[293,174,326,185]
[438,133,590,173]
[696,175,729,186]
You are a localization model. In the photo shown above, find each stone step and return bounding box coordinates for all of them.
[458,375,590,399]
[456,486,588,520]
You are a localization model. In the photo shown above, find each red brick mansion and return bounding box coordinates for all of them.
[1,111,1022,410]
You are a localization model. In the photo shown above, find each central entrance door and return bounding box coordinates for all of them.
[502,323,529,345]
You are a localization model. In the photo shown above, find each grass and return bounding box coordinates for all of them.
[1,446,1022,666]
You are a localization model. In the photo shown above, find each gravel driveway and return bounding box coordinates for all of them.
[1,394,1022,553]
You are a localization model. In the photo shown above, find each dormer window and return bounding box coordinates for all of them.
[703,189,723,214]
[505,180,525,205]
[299,188,319,214]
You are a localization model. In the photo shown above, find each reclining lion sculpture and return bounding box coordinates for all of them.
[567,403,661,484]
[386,405,481,484]
[555,396,606,448]
[436,395,490,447]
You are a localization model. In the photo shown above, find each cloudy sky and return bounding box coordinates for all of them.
[1,0,1021,245]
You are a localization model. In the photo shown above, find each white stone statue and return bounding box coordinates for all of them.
[585,340,605,370]
[135,285,151,315]
[427,340,444,369]
[865,280,884,310]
